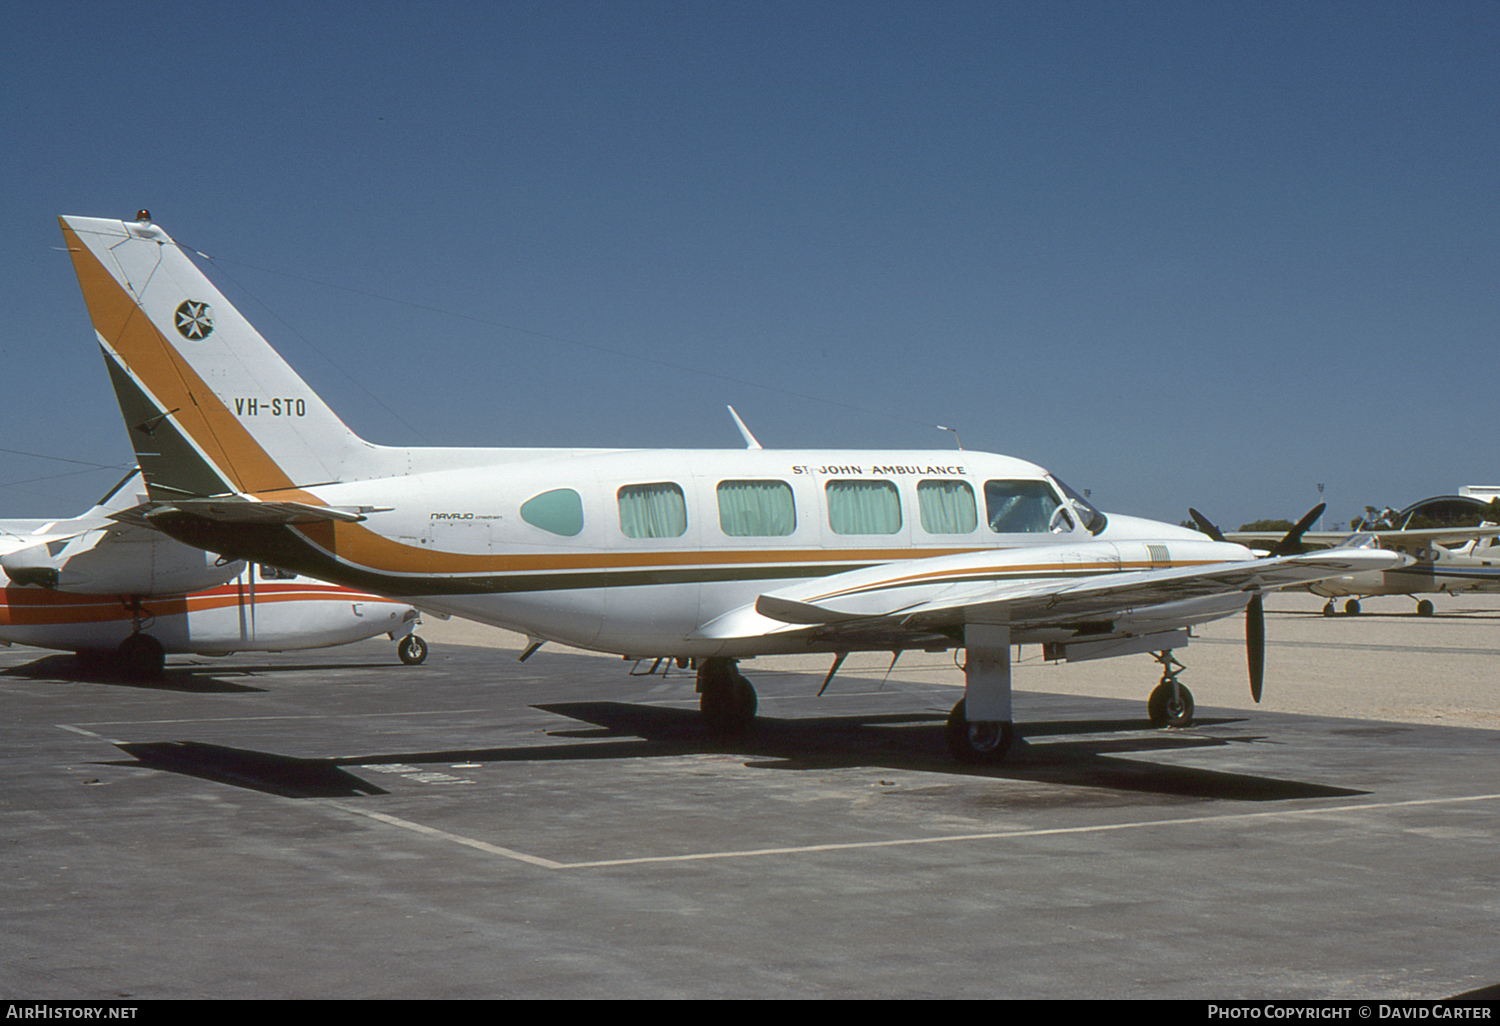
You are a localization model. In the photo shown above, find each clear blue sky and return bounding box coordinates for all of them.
[2,1,1496,529]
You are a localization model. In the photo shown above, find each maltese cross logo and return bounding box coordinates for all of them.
[174,300,214,340]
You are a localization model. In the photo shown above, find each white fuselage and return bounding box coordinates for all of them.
[283,447,1251,658]
[0,569,416,656]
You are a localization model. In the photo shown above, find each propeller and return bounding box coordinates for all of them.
[1267,503,1325,557]
[1247,594,1264,702]
[1188,508,1226,542]
[1186,503,1326,704]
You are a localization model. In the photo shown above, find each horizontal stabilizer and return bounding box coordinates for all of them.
[111,497,369,528]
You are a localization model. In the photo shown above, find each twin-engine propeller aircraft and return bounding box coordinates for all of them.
[0,470,427,677]
[57,212,1400,760]
[1215,502,1500,617]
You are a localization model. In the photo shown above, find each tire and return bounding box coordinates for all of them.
[698,659,756,732]
[944,699,1014,764]
[398,635,429,665]
[116,634,165,681]
[1416,599,1435,617]
[1147,680,1194,727]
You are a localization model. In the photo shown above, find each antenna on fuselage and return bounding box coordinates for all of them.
[726,406,763,450]
[937,424,963,450]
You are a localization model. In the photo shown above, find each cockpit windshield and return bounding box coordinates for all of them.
[1052,477,1106,535]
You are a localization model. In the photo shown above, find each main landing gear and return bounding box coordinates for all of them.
[697,657,757,733]
[108,598,165,680]
[945,698,1014,764]
[114,632,166,680]
[945,623,1015,765]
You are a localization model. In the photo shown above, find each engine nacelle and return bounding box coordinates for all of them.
[0,528,244,596]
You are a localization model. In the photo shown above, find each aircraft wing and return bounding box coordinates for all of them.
[691,546,1403,645]
[1226,526,1500,553]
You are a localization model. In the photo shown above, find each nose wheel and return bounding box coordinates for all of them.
[397,634,429,665]
[1147,651,1194,727]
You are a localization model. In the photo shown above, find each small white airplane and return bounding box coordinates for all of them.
[54,212,1400,760]
[0,470,428,676]
[1216,508,1500,616]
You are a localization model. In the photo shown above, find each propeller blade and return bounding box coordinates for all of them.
[1247,594,1265,703]
[1188,508,1226,542]
[1269,503,1326,557]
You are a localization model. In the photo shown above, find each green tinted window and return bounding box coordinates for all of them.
[917,480,977,534]
[520,488,584,537]
[717,480,796,537]
[826,480,902,535]
[618,482,688,538]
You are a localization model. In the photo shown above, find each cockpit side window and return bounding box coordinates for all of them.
[984,479,1066,534]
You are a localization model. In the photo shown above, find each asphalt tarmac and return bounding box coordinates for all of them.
[3,594,1499,999]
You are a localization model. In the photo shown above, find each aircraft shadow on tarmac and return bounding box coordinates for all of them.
[0,652,408,694]
[100,700,1367,803]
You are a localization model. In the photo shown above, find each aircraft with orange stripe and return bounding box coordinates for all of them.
[0,470,427,676]
[57,212,1400,761]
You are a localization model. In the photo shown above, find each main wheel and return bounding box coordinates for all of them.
[945,699,1014,764]
[1416,599,1435,617]
[398,634,429,665]
[1345,599,1362,615]
[698,659,757,732]
[1322,601,1336,617]
[116,633,166,681]
[1147,680,1194,727]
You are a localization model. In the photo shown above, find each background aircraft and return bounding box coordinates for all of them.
[1213,494,1500,615]
[56,213,1399,760]
[0,471,428,676]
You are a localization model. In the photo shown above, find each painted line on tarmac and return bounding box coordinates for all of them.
[327,803,566,869]
[326,792,1500,871]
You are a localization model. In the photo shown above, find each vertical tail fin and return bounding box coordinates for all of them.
[60,214,372,501]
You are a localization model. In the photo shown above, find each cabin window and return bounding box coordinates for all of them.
[717,480,796,537]
[826,480,902,535]
[520,488,584,537]
[618,482,688,538]
[985,479,1064,533]
[917,479,977,534]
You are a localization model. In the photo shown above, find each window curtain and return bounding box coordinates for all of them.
[826,480,902,535]
[618,483,688,538]
[718,480,796,537]
[917,480,977,534]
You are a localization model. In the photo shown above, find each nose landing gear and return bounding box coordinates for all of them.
[1147,650,1194,727]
